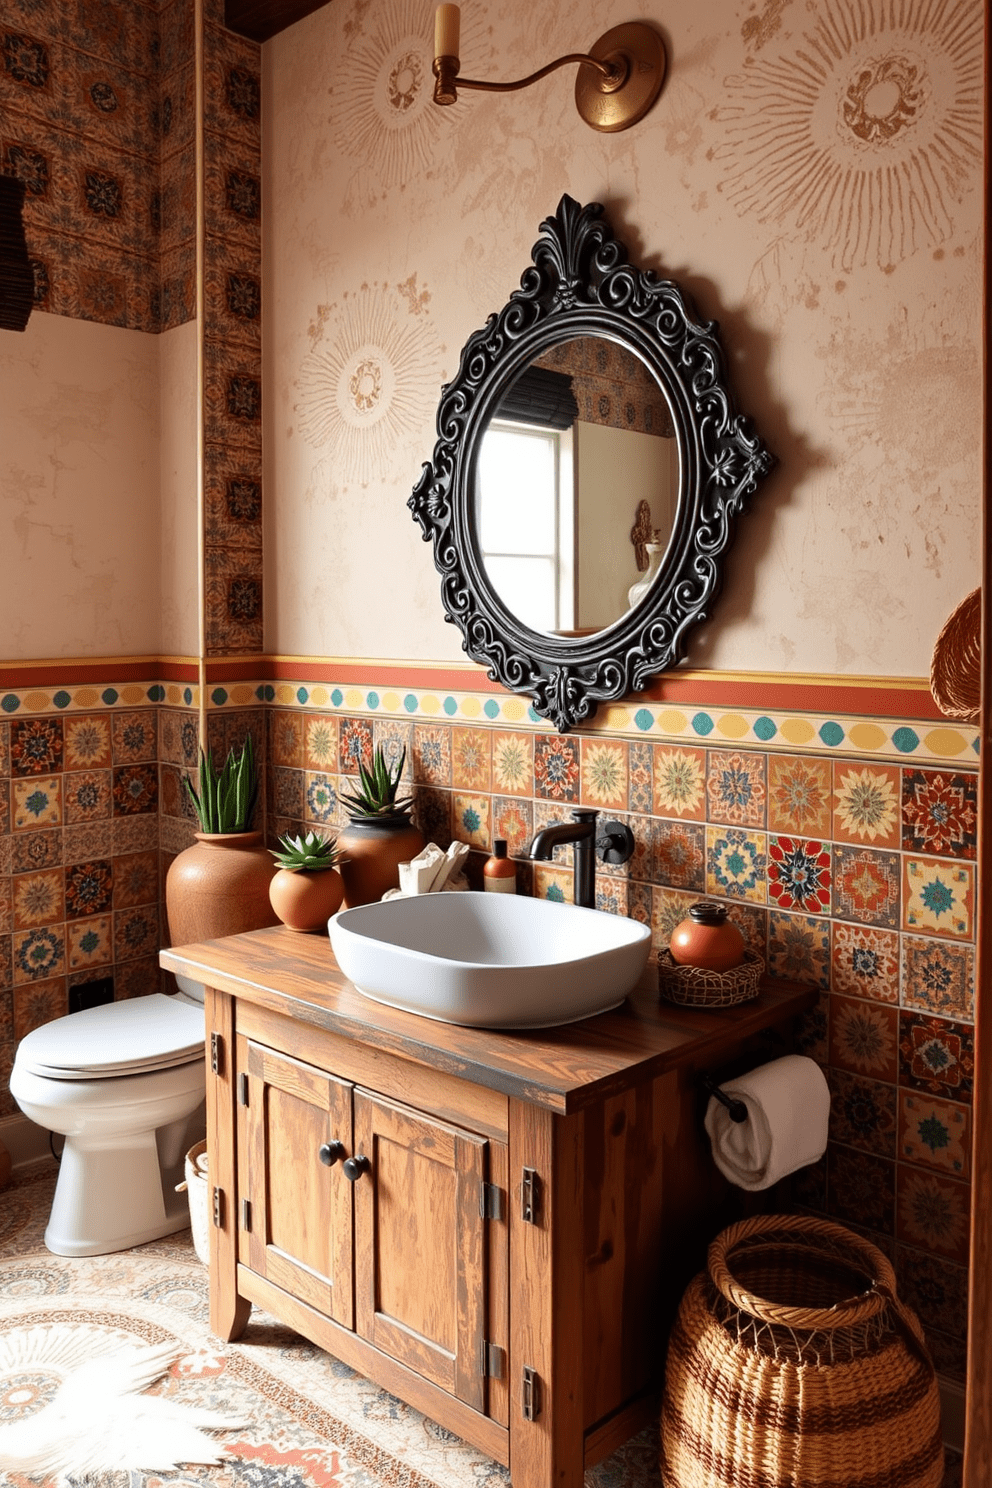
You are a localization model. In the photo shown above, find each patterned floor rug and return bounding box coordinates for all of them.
[0,1164,662,1488]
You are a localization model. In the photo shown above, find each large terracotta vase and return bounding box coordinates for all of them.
[337,817,425,908]
[269,867,345,932]
[166,831,281,947]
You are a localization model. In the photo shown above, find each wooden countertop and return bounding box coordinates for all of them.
[161,925,816,1114]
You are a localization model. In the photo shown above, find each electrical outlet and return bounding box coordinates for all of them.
[69,978,114,1013]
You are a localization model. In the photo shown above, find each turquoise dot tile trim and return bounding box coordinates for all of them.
[366,691,379,708]
[754,716,777,741]
[52,690,71,708]
[101,688,118,705]
[297,687,309,704]
[212,688,228,705]
[404,694,418,712]
[634,708,654,731]
[893,727,921,753]
[692,712,714,735]
[819,721,845,747]
[1,694,19,712]
[484,699,500,719]
[331,689,343,706]
[183,688,194,705]
[443,697,457,715]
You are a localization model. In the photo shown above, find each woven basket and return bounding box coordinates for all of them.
[930,586,980,722]
[661,1213,943,1488]
[658,948,764,1007]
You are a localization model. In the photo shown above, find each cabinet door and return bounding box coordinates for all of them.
[353,1089,487,1412]
[243,1039,354,1329]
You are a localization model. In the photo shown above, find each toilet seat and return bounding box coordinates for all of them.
[16,994,204,1080]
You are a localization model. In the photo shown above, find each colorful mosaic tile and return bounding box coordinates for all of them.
[595,878,631,918]
[271,766,304,821]
[412,724,452,787]
[901,768,977,860]
[902,856,973,940]
[767,909,830,989]
[830,923,900,1004]
[832,762,901,848]
[13,925,65,985]
[452,793,489,849]
[12,869,63,930]
[580,739,628,809]
[627,741,653,814]
[768,836,830,915]
[533,863,572,904]
[10,717,63,776]
[827,1144,895,1235]
[898,1012,974,1102]
[491,730,533,796]
[901,935,974,1019]
[111,710,157,763]
[64,714,112,769]
[492,797,532,859]
[64,822,112,865]
[373,720,413,781]
[899,1092,970,1178]
[12,830,62,873]
[651,885,700,951]
[832,844,900,928]
[65,859,113,919]
[897,1166,970,1264]
[897,1246,969,1341]
[63,769,112,823]
[67,914,113,970]
[12,777,61,830]
[793,990,829,1063]
[269,710,303,768]
[114,905,160,962]
[828,1069,897,1158]
[112,850,158,909]
[705,826,766,903]
[338,717,373,775]
[304,772,337,825]
[452,727,492,792]
[829,994,898,1081]
[12,977,67,1039]
[111,763,157,815]
[534,735,579,802]
[705,749,766,827]
[412,787,452,849]
[654,821,705,892]
[303,714,338,771]
[767,754,831,837]
[627,815,655,884]
[112,815,158,855]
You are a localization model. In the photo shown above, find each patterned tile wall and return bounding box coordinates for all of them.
[265,703,978,1381]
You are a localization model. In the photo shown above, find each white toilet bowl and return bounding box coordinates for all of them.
[10,993,207,1257]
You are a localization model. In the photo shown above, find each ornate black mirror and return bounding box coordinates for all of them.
[409,195,775,731]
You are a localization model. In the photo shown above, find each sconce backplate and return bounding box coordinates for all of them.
[574,23,666,133]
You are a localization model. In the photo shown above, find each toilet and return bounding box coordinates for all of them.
[10,986,207,1257]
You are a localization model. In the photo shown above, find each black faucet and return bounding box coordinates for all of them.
[527,809,635,909]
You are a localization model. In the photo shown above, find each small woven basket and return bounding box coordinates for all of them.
[661,1213,943,1488]
[658,948,764,1007]
[930,586,980,722]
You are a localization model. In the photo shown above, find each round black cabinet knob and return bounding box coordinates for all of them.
[342,1154,370,1182]
[318,1140,344,1167]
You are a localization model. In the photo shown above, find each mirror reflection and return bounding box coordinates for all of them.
[474,336,680,637]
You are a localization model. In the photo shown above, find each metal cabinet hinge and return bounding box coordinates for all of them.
[238,1072,249,1106]
[210,1031,223,1076]
[521,1167,540,1225]
[480,1341,505,1379]
[480,1181,504,1221]
[212,1186,223,1228]
[241,1198,251,1232]
[522,1365,540,1421]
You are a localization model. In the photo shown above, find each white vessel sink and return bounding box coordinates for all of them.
[328,892,652,1029]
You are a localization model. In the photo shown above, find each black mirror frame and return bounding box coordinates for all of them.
[409,195,776,732]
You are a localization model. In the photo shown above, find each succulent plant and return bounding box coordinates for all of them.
[339,744,414,823]
[184,735,259,834]
[271,830,344,873]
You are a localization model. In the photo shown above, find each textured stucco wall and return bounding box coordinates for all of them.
[262,0,984,676]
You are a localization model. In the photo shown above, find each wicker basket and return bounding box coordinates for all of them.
[930,586,980,722]
[658,948,764,1007]
[661,1213,943,1488]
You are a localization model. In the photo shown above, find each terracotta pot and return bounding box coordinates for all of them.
[337,817,426,908]
[670,900,745,971]
[166,831,281,947]
[269,866,345,932]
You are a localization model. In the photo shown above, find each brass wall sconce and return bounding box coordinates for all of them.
[432,5,666,134]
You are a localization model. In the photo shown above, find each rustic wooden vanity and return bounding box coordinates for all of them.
[161,926,813,1488]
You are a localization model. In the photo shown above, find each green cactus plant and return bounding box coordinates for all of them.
[339,744,414,824]
[270,830,344,873]
[184,735,259,833]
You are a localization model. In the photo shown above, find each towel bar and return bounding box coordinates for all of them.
[700,1074,748,1124]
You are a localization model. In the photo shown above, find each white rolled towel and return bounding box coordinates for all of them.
[704,1054,830,1192]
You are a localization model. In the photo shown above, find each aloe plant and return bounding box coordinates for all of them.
[339,744,414,822]
[271,830,343,873]
[184,735,259,833]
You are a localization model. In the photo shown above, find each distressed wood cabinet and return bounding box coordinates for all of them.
[161,925,813,1488]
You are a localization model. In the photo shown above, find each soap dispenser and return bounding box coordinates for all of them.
[483,840,517,893]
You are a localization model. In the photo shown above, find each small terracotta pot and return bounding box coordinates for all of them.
[669,900,745,971]
[336,817,426,907]
[269,866,345,932]
[165,831,281,947]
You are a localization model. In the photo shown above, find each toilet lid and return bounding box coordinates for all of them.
[16,994,205,1080]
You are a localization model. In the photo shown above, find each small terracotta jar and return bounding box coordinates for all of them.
[669,901,745,971]
[269,866,345,932]
[336,816,426,907]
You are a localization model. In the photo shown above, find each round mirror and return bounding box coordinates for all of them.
[474,335,681,638]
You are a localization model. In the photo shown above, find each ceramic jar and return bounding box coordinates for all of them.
[269,867,345,932]
[165,831,281,947]
[336,817,426,908]
[669,901,745,972]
